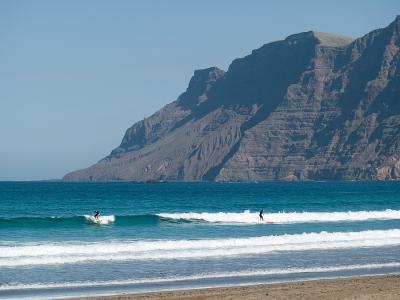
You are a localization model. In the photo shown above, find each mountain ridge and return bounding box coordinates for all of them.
[64,17,400,181]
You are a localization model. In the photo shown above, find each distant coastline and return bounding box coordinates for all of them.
[3,178,400,183]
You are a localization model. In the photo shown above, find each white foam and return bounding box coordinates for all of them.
[83,215,115,225]
[1,262,400,291]
[158,209,400,224]
[0,229,399,267]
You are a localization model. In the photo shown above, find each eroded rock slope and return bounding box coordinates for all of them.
[64,17,400,181]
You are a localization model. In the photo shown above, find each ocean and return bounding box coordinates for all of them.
[1,181,400,299]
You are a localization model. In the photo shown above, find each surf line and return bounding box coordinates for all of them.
[158,209,400,224]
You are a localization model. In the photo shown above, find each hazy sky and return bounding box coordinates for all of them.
[1,0,398,180]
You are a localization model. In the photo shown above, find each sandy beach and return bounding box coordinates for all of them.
[68,275,400,300]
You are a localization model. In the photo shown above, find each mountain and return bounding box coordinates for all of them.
[64,17,400,181]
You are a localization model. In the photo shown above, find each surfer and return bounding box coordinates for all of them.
[94,210,100,220]
[259,209,264,221]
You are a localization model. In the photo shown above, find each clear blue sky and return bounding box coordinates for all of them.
[1,0,398,180]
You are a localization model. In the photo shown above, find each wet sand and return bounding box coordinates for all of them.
[70,274,400,299]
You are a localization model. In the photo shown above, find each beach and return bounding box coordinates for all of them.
[69,275,400,300]
[1,182,400,299]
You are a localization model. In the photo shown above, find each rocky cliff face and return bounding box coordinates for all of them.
[64,17,400,181]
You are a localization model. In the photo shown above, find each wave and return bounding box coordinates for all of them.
[158,209,400,224]
[0,214,159,228]
[1,262,400,291]
[83,215,115,225]
[1,229,399,267]
[1,209,399,228]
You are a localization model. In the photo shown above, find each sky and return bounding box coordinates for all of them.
[0,0,399,180]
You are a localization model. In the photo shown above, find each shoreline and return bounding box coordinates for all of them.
[66,274,400,300]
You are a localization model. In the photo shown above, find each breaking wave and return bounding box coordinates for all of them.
[83,215,115,225]
[1,229,399,267]
[158,209,400,224]
[1,209,399,228]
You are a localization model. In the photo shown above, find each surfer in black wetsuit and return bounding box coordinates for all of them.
[94,210,100,220]
[259,209,264,221]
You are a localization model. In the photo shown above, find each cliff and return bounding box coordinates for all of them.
[64,17,400,181]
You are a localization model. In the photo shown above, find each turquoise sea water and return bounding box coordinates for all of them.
[1,181,400,299]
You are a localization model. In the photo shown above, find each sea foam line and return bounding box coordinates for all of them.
[158,209,400,224]
[1,262,400,291]
[0,229,399,266]
[1,210,399,227]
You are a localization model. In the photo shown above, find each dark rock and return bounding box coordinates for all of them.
[64,17,400,181]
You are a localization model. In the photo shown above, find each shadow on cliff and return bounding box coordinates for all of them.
[199,34,319,180]
[310,24,396,162]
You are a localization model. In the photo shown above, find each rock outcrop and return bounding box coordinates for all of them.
[64,17,400,181]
